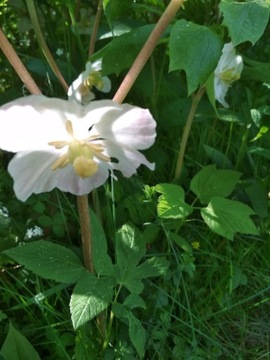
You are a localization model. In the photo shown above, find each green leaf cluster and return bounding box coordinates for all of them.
[3,212,168,358]
[155,165,259,240]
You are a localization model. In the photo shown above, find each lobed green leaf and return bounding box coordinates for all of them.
[155,183,193,219]
[3,240,85,283]
[70,272,115,329]
[169,19,222,94]
[90,208,114,276]
[201,197,259,240]
[220,1,270,46]
[191,165,242,204]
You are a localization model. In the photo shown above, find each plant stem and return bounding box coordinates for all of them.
[76,0,107,340]
[75,0,105,277]
[0,28,41,95]
[76,196,94,273]
[113,0,184,104]
[26,0,69,92]
[174,87,205,180]
[88,0,103,57]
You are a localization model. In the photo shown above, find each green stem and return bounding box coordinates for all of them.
[174,87,205,180]
[0,28,41,95]
[113,0,184,104]
[67,2,86,61]
[102,285,123,352]
[26,0,69,92]
[235,126,249,171]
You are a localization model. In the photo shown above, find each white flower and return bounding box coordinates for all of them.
[68,60,111,105]
[214,42,243,108]
[25,225,44,239]
[0,206,9,218]
[0,95,156,202]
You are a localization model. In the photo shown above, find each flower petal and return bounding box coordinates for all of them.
[100,76,111,93]
[91,60,102,72]
[104,140,155,177]
[68,70,96,105]
[0,95,86,152]
[93,103,156,150]
[8,150,110,201]
[214,42,243,108]
[214,78,229,108]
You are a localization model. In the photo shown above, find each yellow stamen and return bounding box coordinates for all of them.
[66,120,74,137]
[86,71,104,90]
[220,68,241,84]
[51,153,69,170]
[48,120,111,178]
[48,140,69,149]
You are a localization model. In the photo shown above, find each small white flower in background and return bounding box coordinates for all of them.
[68,60,111,105]
[56,48,64,56]
[0,95,156,202]
[0,206,9,218]
[214,42,243,108]
[25,225,44,240]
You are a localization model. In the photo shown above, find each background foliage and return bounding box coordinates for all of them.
[0,0,270,359]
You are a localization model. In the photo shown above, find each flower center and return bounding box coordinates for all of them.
[48,120,110,178]
[84,71,104,91]
[219,67,241,85]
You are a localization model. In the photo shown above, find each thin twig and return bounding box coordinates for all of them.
[113,0,183,104]
[77,196,94,273]
[88,0,103,57]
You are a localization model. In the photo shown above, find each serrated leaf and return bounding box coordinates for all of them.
[90,209,113,276]
[135,257,168,279]
[115,225,167,294]
[127,312,146,358]
[220,1,270,46]
[0,323,41,360]
[123,294,146,310]
[112,304,146,358]
[155,183,193,219]
[201,197,259,240]
[169,19,222,94]
[92,25,154,76]
[115,224,145,293]
[116,224,146,275]
[3,240,85,283]
[70,272,115,329]
[190,165,242,204]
